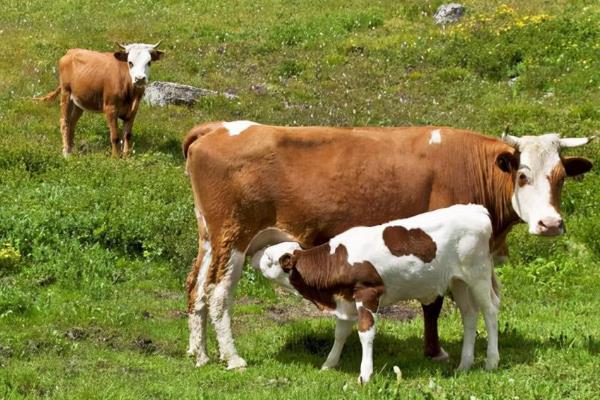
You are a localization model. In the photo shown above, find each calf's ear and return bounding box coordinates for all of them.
[496,151,518,173]
[563,156,593,178]
[278,253,295,272]
[150,50,164,61]
[114,52,128,62]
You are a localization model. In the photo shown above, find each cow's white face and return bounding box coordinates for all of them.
[503,133,593,236]
[114,42,163,87]
[259,242,301,292]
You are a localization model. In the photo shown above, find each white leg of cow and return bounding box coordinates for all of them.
[321,318,353,370]
[470,279,500,370]
[452,279,478,371]
[188,244,211,366]
[208,249,246,370]
[357,324,376,384]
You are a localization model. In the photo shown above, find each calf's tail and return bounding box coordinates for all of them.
[35,86,61,102]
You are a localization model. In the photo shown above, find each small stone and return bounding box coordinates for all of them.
[434,3,465,25]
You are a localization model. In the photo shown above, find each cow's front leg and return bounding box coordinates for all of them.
[103,105,120,158]
[122,118,134,157]
[122,97,140,157]
[321,318,353,370]
[423,296,448,361]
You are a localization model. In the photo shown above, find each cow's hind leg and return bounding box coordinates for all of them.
[59,90,75,157]
[208,245,246,369]
[321,318,353,370]
[188,242,211,366]
[422,296,449,361]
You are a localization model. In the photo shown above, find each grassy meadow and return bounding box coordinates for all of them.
[1,0,600,398]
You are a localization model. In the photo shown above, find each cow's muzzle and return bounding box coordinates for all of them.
[536,217,565,236]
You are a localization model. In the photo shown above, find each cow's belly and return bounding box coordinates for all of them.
[70,94,102,112]
[377,258,451,306]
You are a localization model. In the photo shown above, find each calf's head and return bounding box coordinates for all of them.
[257,242,301,291]
[114,42,164,86]
[500,133,594,235]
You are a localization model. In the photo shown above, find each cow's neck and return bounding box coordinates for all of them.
[468,144,521,242]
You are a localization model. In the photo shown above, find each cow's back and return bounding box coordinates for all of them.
[59,49,129,111]
[186,123,514,248]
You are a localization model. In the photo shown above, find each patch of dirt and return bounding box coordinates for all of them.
[265,295,420,323]
[166,309,188,319]
[134,336,156,354]
[65,327,88,341]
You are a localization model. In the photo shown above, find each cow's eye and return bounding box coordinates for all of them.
[148,61,152,66]
[128,61,133,68]
[518,173,529,187]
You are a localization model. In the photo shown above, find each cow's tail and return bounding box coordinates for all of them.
[245,228,299,270]
[491,269,501,308]
[35,86,61,102]
[182,121,224,159]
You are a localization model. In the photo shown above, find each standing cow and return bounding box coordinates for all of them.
[183,122,593,370]
[38,42,164,157]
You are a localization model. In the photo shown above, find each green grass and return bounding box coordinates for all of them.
[1,0,600,398]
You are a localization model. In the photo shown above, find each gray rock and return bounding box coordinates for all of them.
[143,81,237,107]
[434,3,465,25]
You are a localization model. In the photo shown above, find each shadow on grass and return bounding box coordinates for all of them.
[274,320,562,379]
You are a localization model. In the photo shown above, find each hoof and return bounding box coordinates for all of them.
[456,359,473,371]
[226,356,247,370]
[195,353,210,367]
[430,347,450,362]
[358,374,371,385]
[485,358,499,371]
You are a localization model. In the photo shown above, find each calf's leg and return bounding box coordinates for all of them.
[451,279,478,370]
[470,277,500,370]
[357,305,376,384]
[321,318,353,370]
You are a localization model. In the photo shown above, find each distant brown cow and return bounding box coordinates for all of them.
[37,42,163,157]
[183,121,593,370]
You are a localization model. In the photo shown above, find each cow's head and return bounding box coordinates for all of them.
[114,42,164,86]
[258,242,301,292]
[499,133,594,236]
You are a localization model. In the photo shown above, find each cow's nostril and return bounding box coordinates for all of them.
[538,220,547,228]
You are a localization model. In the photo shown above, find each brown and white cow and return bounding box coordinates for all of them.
[251,204,498,383]
[37,42,164,157]
[183,121,593,369]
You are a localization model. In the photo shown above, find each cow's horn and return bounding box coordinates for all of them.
[559,136,595,148]
[501,132,521,149]
[116,42,127,50]
[152,40,162,48]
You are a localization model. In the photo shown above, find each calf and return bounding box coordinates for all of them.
[37,42,164,157]
[251,204,499,383]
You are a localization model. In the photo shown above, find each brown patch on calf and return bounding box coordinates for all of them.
[382,226,437,263]
[358,307,375,332]
[287,244,384,312]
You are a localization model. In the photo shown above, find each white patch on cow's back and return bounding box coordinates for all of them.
[223,120,259,136]
[429,129,442,144]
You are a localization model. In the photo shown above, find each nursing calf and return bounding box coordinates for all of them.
[252,204,499,383]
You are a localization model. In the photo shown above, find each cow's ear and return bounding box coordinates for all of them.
[278,253,295,272]
[114,52,128,62]
[150,50,164,61]
[496,151,518,173]
[563,156,593,178]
